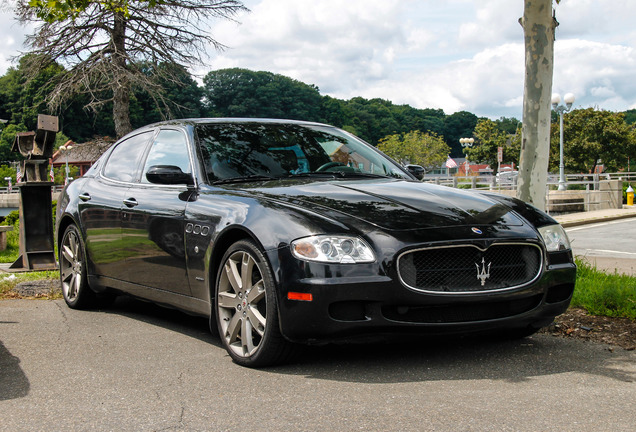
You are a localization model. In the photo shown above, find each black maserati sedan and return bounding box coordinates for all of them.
[56,118,576,367]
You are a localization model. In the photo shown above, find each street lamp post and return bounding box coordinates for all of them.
[59,142,73,185]
[551,93,575,191]
[460,137,474,174]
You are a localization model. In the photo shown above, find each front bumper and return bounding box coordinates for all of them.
[271,247,576,344]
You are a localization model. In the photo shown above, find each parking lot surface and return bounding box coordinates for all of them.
[1,298,635,431]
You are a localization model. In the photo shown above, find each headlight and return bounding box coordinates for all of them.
[538,224,571,252]
[291,235,375,263]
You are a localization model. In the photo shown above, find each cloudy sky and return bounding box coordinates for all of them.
[1,0,636,119]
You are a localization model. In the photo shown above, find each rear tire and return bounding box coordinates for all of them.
[215,240,295,367]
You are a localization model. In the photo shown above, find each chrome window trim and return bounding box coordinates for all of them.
[98,126,200,189]
[396,242,545,295]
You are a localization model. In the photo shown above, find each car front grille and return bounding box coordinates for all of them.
[397,243,543,294]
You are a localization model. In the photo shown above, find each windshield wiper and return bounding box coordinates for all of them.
[282,171,394,179]
[280,172,338,178]
[211,174,277,185]
[330,172,394,179]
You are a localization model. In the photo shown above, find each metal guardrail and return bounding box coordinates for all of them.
[0,185,65,194]
[422,171,636,189]
[422,172,635,213]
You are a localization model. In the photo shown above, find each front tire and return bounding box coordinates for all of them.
[59,224,98,309]
[215,240,294,367]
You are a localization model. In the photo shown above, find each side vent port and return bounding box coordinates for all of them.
[329,301,368,322]
[548,251,574,266]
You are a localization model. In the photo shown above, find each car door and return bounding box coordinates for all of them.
[80,131,152,280]
[120,128,193,295]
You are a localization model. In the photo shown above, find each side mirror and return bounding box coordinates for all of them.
[146,165,194,185]
[405,164,425,180]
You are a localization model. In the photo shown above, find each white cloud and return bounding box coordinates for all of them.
[353,43,525,117]
[208,0,413,96]
[552,39,636,112]
[0,7,33,74]
[3,0,636,119]
[457,0,523,48]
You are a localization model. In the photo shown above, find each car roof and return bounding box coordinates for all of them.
[141,118,332,130]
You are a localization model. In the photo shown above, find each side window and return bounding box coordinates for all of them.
[102,132,152,182]
[141,129,191,183]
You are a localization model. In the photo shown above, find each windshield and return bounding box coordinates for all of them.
[195,122,409,182]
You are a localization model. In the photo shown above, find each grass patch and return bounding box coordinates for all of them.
[0,271,61,299]
[0,225,20,263]
[572,258,636,320]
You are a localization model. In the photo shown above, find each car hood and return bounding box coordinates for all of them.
[235,178,525,231]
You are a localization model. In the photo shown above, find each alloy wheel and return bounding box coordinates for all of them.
[60,228,84,303]
[217,250,267,358]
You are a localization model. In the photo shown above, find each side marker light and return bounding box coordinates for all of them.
[287,292,313,302]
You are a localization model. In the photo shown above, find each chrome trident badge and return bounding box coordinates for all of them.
[475,257,491,286]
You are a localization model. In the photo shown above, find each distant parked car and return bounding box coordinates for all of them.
[405,164,425,180]
[497,167,518,185]
[56,118,576,367]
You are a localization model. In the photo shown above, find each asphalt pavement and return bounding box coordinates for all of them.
[1,298,635,431]
[555,206,636,275]
[1,207,635,431]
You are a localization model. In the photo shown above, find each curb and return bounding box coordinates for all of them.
[557,212,636,228]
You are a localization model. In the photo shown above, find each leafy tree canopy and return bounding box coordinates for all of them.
[623,109,636,125]
[0,124,28,164]
[203,68,322,121]
[551,108,636,173]
[463,119,521,173]
[377,130,450,172]
[16,0,246,137]
[443,111,479,157]
[26,0,163,22]
[494,116,522,134]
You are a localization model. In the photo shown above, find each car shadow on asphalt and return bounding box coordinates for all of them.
[104,295,223,348]
[0,339,30,401]
[100,296,635,385]
[282,336,635,385]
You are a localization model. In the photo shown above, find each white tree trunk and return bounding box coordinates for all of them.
[516,0,557,210]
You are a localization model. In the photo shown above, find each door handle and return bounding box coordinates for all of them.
[123,198,138,208]
[79,193,91,202]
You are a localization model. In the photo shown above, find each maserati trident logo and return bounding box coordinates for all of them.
[475,257,491,286]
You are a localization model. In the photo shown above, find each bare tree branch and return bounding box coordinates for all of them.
[14,0,248,137]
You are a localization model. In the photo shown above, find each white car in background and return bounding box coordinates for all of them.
[496,167,518,185]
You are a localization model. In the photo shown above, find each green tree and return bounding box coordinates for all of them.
[494,116,522,134]
[0,55,66,130]
[443,111,479,157]
[0,124,28,164]
[464,119,520,172]
[15,0,246,137]
[377,130,450,172]
[342,98,400,145]
[0,165,17,187]
[203,68,323,121]
[550,108,636,173]
[623,109,636,125]
[131,62,204,128]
